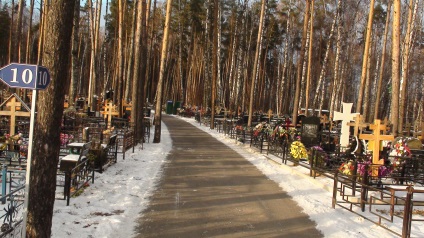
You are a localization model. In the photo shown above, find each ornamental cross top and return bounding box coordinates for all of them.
[333,102,358,147]
[359,119,394,165]
[101,102,119,129]
[347,114,368,137]
[0,94,31,135]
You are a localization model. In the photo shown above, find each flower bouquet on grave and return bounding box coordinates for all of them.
[356,156,393,182]
[289,141,307,165]
[339,160,355,176]
[287,128,299,141]
[273,125,288,139]
[60,133,74,147]
[253,122,272,137]
[310,145,329,166]
[388,137,413,174]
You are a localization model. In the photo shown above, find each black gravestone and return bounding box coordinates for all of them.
[301,116,321,148]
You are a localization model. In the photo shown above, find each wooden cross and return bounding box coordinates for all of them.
[0,95,31,135]
[333,102,358,147]
[101,102,119,128]
[122,100,132,112]
[347,114,368,137]
[284,117,292,129]
[381,117,392,135]
[359,119,394,175]
[320,114,330,130]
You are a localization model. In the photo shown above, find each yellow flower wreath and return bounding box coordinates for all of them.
[290,141,308,160]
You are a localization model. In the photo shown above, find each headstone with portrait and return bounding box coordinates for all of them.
[300,116,321,148]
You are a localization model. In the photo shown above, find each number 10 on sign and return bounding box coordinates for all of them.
[0,63,51,90]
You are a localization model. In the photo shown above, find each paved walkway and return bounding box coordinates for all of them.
[134,115,323,238]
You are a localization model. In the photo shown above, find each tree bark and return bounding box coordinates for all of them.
[247,0,267,127]
[356,0,375,114]
[305,0,314,116]
[153,0,172,143]
[210,0,218,129]
[374,0,391,120]
[25,0,35,63]
[70,0,81,107]
[398,0,416,133]
[391,0,401,136]
[26,0,75,236]
[292,0,310,125]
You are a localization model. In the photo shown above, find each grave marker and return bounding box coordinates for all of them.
[301,116,321,148]
[122,100,132,112]
[347,114,368,137]
[382,117,391,135]
[320,114,334,131]
[333,102,358,147]
[359,119,394,175]
[0,94,31,135]
[101,102,119,129]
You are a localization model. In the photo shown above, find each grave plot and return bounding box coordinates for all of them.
[54,100,137,204]
[0,167,26,237]
[0,94,30,169]
[57,141,93,205]
[196,106,424,237]
[0,95,31,236]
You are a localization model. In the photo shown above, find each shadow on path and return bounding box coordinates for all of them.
[134,115,323,238]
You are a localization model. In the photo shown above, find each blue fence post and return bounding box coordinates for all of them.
[1,165,7,204]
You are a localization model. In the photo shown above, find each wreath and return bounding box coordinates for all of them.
[290,141,308,161]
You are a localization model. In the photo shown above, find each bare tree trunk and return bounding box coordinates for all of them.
[25,0,35,63]
[153,0,172,143]
[125,0,138,101]
[87,0,102,109]
[313,0,338,114]
[115,0,125,114]
[329,3,342,118]
[15,0,25,61]
[70,0,81,107]
[210,0,219,129]
[299,27,309,113]
[305,0,314,116]
[203,0,211,110]
[247,0,267,127]
[292,0,310,125]
[399,0,417,133]
[374,0,391,120]
[363,44,372,121]
[37,0,48,64]
[391,0,401,136]
[217,1,222,106]
[279,1,292,115]
[356,0,375,114]
[26,1,75,236]
[131,0,144,133]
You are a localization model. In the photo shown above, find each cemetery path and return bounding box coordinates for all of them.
[134,115,323,238]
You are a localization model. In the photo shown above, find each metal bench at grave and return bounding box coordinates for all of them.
[90,134,118,173]
[116,129,135,160]
[301,116,321,148]
[58,142,93,206]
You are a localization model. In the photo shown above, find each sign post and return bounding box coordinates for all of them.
[0,63,51,237]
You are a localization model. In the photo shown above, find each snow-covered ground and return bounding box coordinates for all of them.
[51,115,424,237]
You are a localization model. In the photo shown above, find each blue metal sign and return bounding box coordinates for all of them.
[0,63,51,90]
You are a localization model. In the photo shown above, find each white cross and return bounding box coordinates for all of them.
[333,102,358,147]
